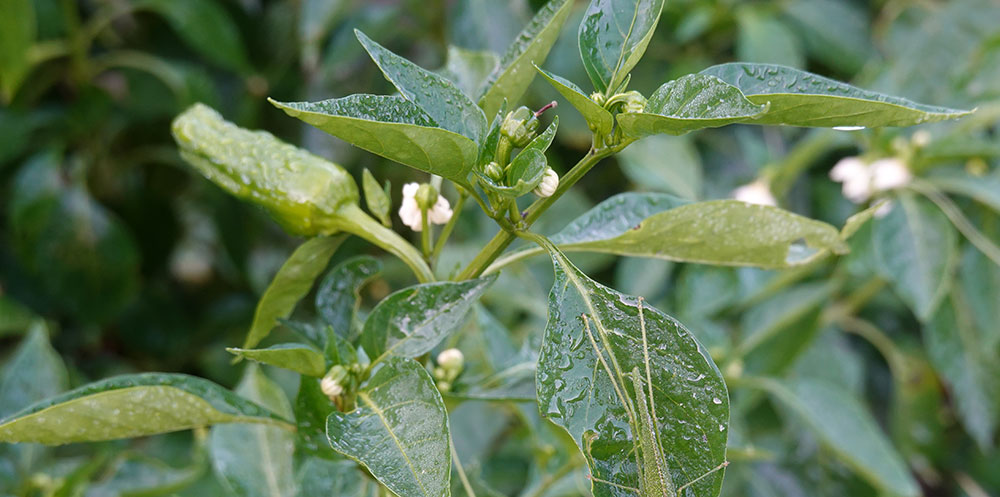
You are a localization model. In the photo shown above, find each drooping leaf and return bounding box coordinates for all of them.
[326,358,451,497]
[226,344,328,377]
[617,73,767,137]
[760,378,920,497]
[873,194,957,321]
[0,0,34,102]
[315,255,382,342]
[241,236,345,350]
[355,30,487,142]
[578,0,666,93]
[478,0,575,117]
[270,96,479,185]
[210,366,296,497]
[362,169,392,227]
[138,0,250,73]
[534,240,729,497]
[535,66,614,136]
[477,118,558,197]
[361,275,497,363]
[0,373,291,444]
[700,63,972,127]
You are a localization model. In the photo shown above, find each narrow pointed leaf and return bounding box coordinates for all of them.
[0,373,291,444]
[362,169,392,227]
[361,275,497,363]
[326,358,451,497]
[535,240,729,497]
[617,74,767,137]
[873,194,957,321]
[536,66,614,135]
[356,30,486,142]
[242,236,345,350]
[579,0,666,93]
[316,255,383,340]
[439,46,499,99]
[478,0,575,117]
[226,344,327,377]
[271,96,479,185]
[700,63,972,127]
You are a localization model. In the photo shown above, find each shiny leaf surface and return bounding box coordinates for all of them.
[536,66,614,135]
[478,118,558,197]
[362,169,393,227]
[226,344,328,377]
[316,255,383,340]
[578,0,665,93]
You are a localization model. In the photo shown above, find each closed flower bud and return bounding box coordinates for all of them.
[485,161,504,182]
[732,180,777,206]
[321,365,349,401]
[533,168,559,198]
[415,184,439,211]
[869,158,912,192]
[437,348,464,372]
[621,91,647,114]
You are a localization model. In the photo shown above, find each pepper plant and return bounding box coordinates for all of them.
[1,0,991,496]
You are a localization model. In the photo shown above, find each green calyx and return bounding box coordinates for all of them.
[500,106,541,148]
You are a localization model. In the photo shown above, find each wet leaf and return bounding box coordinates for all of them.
[327,358,451,497]
[361,275,497,363]
[534,240,729,497]
[579,0,665,93]
[536,66,614,136]
[316,255,383,341]
[700,63,972,127]
[478,0,574,118]
[617,74,767,137]
[0,373,291,444]
[226,344,328,377]
[477,118,558,197]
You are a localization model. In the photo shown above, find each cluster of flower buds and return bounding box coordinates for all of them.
[501,106,541,148]
[432,348,464,393]
[398,182,453,232]
[320,363,366,410]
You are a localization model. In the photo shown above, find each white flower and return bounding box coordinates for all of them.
[830,156,873,203]
[437,348,464,371]
[912,130,931,148]
[869,158,912,192]
[732,179,777,206]
[398,182,453,231]
[534,168,559,197]
[320,376,343,399]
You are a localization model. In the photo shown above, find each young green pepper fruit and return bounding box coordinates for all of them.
[172,103,433,282]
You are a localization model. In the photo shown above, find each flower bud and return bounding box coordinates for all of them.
[437,348,464,372]
[485,161,504,182]
[621,91,647,114]
[415,184,439,211]
[501,106,539,148]
[321,365,349,401]
[533,167,559,198]
[590,92,606,107]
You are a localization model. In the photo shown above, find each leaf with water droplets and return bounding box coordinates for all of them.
[478,0,574,118]
[535,65,614,136]
[361,275,497,364]
[242,236,346,350]
[270,96,480,186]
[226,344,328,377]
[533,239,728,497]
[316,255,383,341]
[579,0,666,93]
[326,358,451,497]
[617,74,767,137]
[0,373,291,445]
[700,63,972,127]
[477,118,558,198]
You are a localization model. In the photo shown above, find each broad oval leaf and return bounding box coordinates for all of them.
[760,378,920,497]
[226,344,327,378]
[700,63,972,127]
[536,65,614,136]
[356,30,486,142]
[210,366,296,497]
[316,255,383,340]
[0,373,291,444]
[579,0,665,93]
[326,358,451,497]
[535,241,729,497]
[241,236,346,350]
[361,275,497,363]
[873,194,957,321]
[270,96,479,186]
[478,0,575,118]
[617,74,767,137]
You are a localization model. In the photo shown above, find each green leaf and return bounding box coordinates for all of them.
[242,236,345,350]
[439,46,500,101]
[173,103,361,235]
[294,377,337,460]
[355,30,487,142]
[84,453,204,497]
[781,0,871,74]
[578,0,665,93]
[226,344,328,377]
[735,8,804,68]
[361,275,496,363]
[760,378,920,497]
[327,358,451,497]
[478,0,575,118]
[0,323,68,419]
[535,66,614,136]
[737,282,832,357]
[0,297,36,338]
[616,74,767,137]
[534,240,729,497]
[0,373,291,444]
[618,134,702,200]
[700,63,972,127]
[873,194,958,321]
[477,118,558,197]
[0,0,34,102]
[362,169,392,227]
[316,255,383,341]
[210,366,295,497]
[270,96,479,186]
[296,458,380,497]
[959,244,1000,352]
[138,0,250,73]
[926,169,1000,215]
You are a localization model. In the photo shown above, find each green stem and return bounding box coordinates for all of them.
[333,204,435,283]
[421,210,432,259]
[909,180,1000,267]
[836,315,906,380]
[455,148,612,281]
[450,438,477,497]
[431,191,466,265]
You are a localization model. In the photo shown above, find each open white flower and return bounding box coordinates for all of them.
[732,179,777,206]
[398,182,453,231]
[869,158,912,192]
[830,156,873,203]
